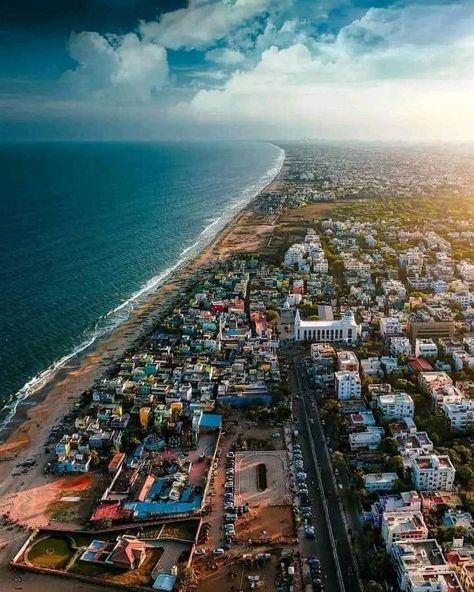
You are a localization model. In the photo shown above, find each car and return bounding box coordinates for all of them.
[304,525,315,539]
[213,548,225,555]
[310,419,315,424]
[225,513,237,522]
[195,548,207,556]
[301,507,312,518]
[226,452,234,458]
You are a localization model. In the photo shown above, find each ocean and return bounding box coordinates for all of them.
[0,140,284,428]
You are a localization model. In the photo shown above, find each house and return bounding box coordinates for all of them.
[364,472,399,492]
[349,426,385,451]
[81,535,147,570]
[380,317,404,338]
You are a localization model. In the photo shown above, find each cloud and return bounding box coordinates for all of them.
[171,2,474,140]
[139,0,275,50]
[205,47,245,64]
[64,31,168,101]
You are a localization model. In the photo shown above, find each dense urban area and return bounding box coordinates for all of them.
[2,142,474,592]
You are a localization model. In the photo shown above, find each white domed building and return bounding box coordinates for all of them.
[294,308,361,344]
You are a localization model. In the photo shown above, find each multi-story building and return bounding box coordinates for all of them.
[381,511,429,551]
[335,370,362,400]
[415,339,438,359]
[380,316,404,338]
[364,473,399,492]
[411,454,456,492]
[376,392,415,421]
[336,350,359,372]
[441,401,474,431]
[391,336,412,357]
[392,539,453,592]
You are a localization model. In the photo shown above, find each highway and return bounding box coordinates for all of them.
[287,347,362,592]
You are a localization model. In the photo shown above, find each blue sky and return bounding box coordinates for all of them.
[2,0,474,140]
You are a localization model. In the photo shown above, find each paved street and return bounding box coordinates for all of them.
[287,347,362,592]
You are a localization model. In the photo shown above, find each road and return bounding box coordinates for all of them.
[287,348,362,592]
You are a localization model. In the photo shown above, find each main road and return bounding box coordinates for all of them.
[287,346,362,592]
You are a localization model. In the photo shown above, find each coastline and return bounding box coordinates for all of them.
[0,144,286,453]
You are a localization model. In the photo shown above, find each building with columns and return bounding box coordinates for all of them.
[294,308,361,344]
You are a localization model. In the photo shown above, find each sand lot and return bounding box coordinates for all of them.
[235,451,290,507]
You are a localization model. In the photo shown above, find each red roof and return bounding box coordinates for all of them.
[108,452,125,472]
[90,503,132,522]
[408,357,433,372]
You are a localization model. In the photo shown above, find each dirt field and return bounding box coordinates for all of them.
[237,505,295,543]
[235,451,290,507]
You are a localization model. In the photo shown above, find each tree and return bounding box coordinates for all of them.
[365,581,384,592]
[379,437,398,456]
[266,309,280,322]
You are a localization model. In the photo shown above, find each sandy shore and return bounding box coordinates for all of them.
[0,157,286,590]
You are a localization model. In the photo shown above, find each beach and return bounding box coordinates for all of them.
[0,154,287,590]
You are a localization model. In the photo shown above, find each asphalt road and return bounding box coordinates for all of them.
[289,350,362,592]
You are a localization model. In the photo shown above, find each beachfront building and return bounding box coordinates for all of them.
[294,308,361,343]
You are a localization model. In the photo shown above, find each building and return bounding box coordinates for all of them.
[364,473,399,492]
[415,339,438,359]
[376,392,415,421]
[381,511,428,551]
[337,350,359,372]
[411,455,456,492]
[392,539,463,592]
[335,371,362,400]
[391,336,412,357]
[380,317,404,338]
[349,426,385,451]
[409,319,455,342]
[441,401,474,431]
[294,308,361,343]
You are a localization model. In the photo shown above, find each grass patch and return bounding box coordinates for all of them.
[158,520,199,541]
[27,535,75,569]
[257,463,268,491]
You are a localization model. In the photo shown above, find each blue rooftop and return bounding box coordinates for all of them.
[200,413,222,430]
[153,573,177,591]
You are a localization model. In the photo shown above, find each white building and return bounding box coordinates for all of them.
[392,539,460,592]
[294,308,361,343]
[380,316,404,338]
[349,426,384,451]
[364,473,399,492]
[376,392,415,420]
[360,357,383,377]
[381,511,428,551]
[335,371,362,400]
[411,454,456,492]
[441,400,474,431]
[390,336,412,357]
[415,339,438,359]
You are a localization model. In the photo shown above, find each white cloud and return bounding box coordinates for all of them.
[65,32,168,101]
[140,0,274,50]
[171,2,474,140]
[205,47,245,64]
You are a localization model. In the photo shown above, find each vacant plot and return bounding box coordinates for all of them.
[235,451,290,507]
[237,506,295,542]
[26,535,75,569]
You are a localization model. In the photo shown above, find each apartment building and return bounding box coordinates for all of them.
[335,370,362,400]
[381,511,428,551]
[411,454,456,492]
[376,392,415,420]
